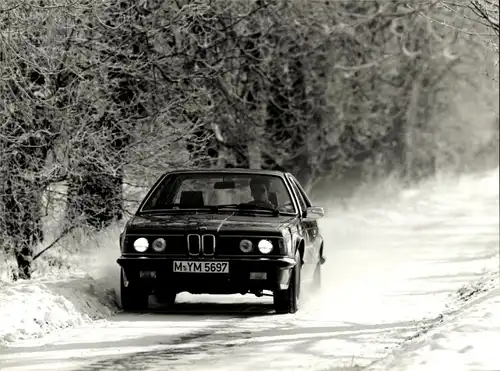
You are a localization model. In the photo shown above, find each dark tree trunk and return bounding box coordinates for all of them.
[186,123,220,168]
[66,115,127,229]
[65,2,145,228]
[264,42,308,176]
[1,109,53,279]
[2,176,44,280]
[66,163,124,229]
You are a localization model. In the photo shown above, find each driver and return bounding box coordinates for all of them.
[248,178,275,208]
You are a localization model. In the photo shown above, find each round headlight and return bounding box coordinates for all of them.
[239,239,253,253]
[258,239,273,254]
[152,238,166,252]
[133,237,149,252]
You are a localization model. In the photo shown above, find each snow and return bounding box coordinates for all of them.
[368,275,500,371]
[0,275,117,345]
[0,225,123,345]
[0,167,498,370]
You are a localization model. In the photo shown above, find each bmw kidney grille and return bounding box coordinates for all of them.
[187,234,215,256]
[201,234,215,256]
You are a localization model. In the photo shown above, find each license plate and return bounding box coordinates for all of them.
[173,261,229,273]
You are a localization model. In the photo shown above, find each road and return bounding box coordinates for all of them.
[0,169,498,371]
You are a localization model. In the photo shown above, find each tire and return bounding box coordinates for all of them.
[120,269,149,311]
[274,252,301,314]
[154,290,177,306]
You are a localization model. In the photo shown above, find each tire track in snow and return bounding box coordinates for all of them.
[76,316,443,371]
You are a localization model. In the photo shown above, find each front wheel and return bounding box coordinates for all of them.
[273,252,301,314]
[120,269,149,311]
[154,290,177,306]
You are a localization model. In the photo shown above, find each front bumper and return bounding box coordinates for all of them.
[117,256,296,294]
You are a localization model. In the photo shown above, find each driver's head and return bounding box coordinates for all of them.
[249,177,269,202]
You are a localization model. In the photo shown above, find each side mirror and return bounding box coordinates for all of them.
[302,206,324,221]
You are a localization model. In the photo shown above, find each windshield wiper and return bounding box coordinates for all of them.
[214,204,240,209]
[216,203,280,216]
[140,204,219,213]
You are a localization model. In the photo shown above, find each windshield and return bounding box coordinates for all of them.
[140,173,296,214]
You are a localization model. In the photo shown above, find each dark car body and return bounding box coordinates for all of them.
[117,168,325,314]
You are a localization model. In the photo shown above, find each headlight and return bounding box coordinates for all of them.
[133,237,149,252]
[239,239,253,253]
[152,238,166,252]
[258,239,273,254]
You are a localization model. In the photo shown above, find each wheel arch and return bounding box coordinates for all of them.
[297,239,305,265]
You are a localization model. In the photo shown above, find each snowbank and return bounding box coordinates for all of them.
[0,274,117,346]
[0,223,123,346]
[368,272,500,371]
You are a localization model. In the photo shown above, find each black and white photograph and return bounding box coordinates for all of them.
[0,1,498,370]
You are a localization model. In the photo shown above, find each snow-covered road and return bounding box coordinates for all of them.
[0,168,498,371]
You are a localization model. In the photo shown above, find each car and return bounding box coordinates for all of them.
[117,168,325,314]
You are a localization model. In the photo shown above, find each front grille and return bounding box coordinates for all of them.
[187,234,201,256]
[202,234,216,256]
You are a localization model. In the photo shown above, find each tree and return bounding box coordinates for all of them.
[0,0,210,278]
[1,0,489,279]
[436,1,498,58]
[469,0,499,37]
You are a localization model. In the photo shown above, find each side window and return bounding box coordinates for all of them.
[291,177,312,208]
[287,176,307,212]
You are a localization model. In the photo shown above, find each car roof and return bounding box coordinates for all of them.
[162,168,289,177]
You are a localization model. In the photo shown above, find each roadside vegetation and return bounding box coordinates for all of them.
[0,0,498,280]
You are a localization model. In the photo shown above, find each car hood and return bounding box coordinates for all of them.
[126,212,296,236]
